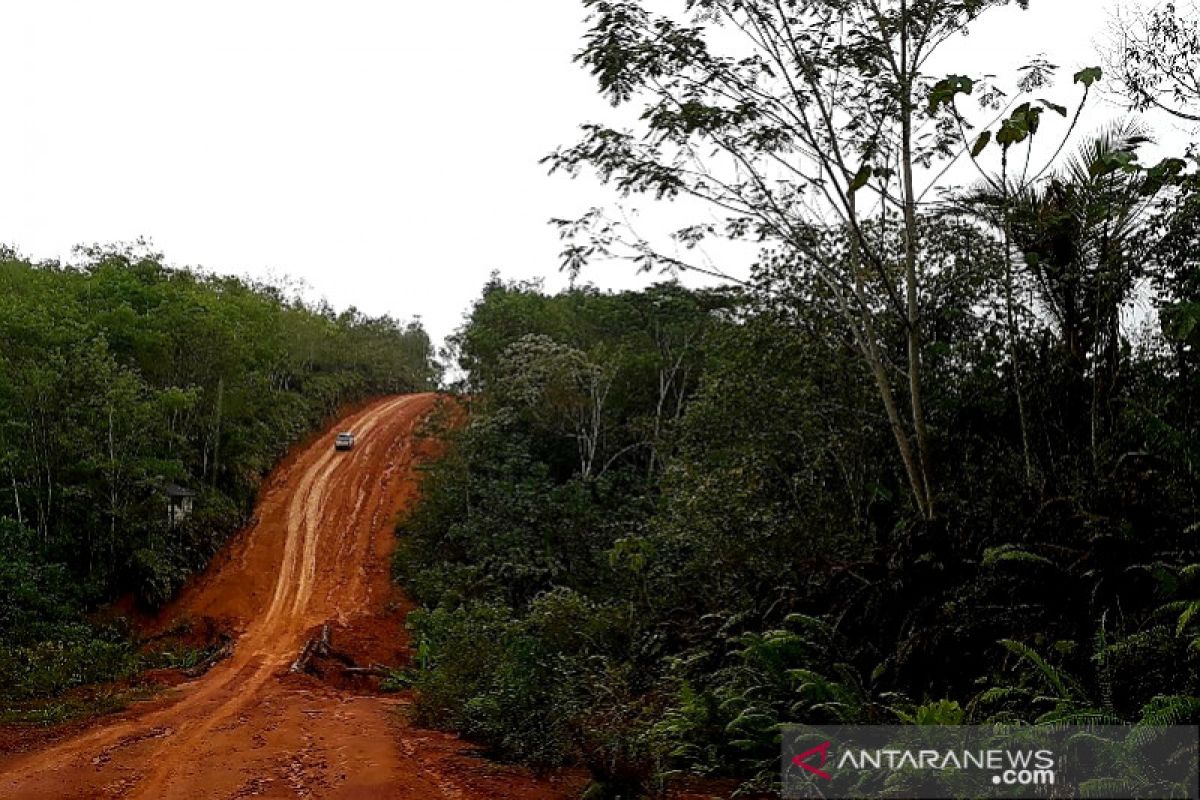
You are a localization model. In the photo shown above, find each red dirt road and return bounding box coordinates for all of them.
[0,394,580,799]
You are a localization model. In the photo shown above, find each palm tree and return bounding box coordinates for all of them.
[958,119,1157,476]
[1013,120,1154,369]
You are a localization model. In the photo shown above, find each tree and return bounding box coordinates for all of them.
[399,268,1200,794]
[0,250,438,612]
[957,118,1160,480]
[1020,123,1157,465]
[1106,1,1200,123]
[547,0,1049,519]
[497,334,614,480]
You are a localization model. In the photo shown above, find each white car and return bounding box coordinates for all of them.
[334,432,356,451]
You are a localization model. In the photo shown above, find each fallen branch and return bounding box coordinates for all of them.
[290,623,331,674]
[184,640,233,678]
[341,664,390,677]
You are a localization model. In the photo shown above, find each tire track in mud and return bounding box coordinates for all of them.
[0,394,581,800]
[124,397,416,797]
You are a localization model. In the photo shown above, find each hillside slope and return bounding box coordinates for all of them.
[0,394,578,799]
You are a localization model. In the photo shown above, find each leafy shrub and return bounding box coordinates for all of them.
[399,274,1200,795]
[0,626,138,701]
[407,601,578,766]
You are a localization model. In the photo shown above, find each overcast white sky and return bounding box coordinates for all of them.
[0,1,1186,348]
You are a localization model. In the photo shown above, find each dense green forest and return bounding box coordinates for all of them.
[400,256,1199,796]
[2,0,1199,797]
[0,243,438,707]
[392,1,1200,797]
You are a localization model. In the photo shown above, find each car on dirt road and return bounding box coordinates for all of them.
[334,432,355,451]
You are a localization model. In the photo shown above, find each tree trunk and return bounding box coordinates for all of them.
[865,334,930,520]
[1003,228,1036,487]
[108,403,118,560]
[212,376,224,488]
[899,3,935,518]
[847,194,929,519]
[10,474,22,526]
[995,146,1036,490]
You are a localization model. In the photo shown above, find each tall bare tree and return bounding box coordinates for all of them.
[548,0,1043,518]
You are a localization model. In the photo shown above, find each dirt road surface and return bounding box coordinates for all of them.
[0,394,581,799]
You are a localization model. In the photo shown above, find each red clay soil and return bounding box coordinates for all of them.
[0,394,585,800]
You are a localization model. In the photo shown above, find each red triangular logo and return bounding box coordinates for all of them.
[791,740,832,780]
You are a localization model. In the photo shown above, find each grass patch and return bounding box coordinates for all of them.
[0,684,157,727]
[139,641,222,671]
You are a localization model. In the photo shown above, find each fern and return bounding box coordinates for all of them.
[972,685,1029,706]
[1137,695,1200,727]
[1156,562,1200,650]
[896,699,965,725]
[1080,777,1135,798]
[999,639,1087,703]
[982,545,1055,568]
[781,613,833,639]
[1164,600,1200,635]
[1035,707,1120,725]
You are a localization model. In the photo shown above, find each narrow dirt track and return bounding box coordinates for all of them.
[0,394,581,800]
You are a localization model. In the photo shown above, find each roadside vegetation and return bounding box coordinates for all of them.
[395,1,1200,797]
[0,242,438,709]
[1,0,1197,795]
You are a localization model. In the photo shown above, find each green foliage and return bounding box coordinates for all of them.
[0,245,438,706]
[1162,302,1200,347]
[996,103,1044,148]
[0,625,139,701]
[0,685,153,727]
[929,75,975,113]
[898,699,965,726]
[1159,560,1200,652]
[1074,66,1104,87]
[400,243,1200,794]
[981,545,1055,568]
[971,130,992,157]
[997,638,1090,709]
[397,3,1198,793]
